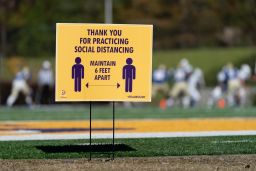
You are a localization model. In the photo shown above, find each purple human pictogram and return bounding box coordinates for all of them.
[72,57,84,92]
[122,58,136,92]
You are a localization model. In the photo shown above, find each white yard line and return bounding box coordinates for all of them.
[211,139,256,143]
[1,131,256,141]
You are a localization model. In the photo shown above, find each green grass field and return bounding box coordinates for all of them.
[1,136,256,159]
[153,47,255,69]
[1,105,256,120]
[1,106,256,159]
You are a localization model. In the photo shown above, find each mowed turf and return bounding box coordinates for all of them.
[1,106,256,159]
[1,106,256,121]
[1,136,256,159]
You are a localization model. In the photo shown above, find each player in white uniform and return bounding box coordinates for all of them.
[226,63,240,106]
[168,63,188,107]
[6,67,33,107]
[208,66,228,107]
[208,63,251,107]
[237,64,251,106]
[36,61,53,104]
[152,64,169,98]
[187,68,204,107]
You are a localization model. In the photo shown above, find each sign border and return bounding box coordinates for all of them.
[55,23,153,102]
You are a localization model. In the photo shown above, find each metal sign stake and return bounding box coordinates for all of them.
[88,101,115,160]
[112,101,115,160]
[89,101,92,160]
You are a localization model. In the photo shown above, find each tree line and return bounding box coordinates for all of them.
[0,0,255,57]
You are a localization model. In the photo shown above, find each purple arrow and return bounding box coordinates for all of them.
[86,83,120,88]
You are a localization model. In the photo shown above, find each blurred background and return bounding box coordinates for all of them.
[0,0,255,109]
